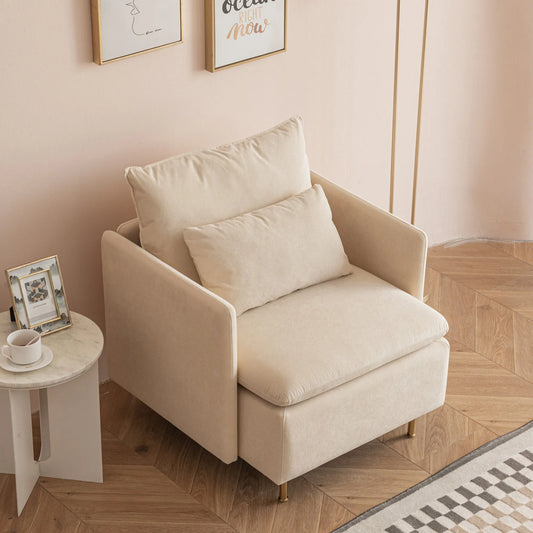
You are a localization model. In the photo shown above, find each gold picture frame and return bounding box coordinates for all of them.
[205,0,287,72]
[5,255,72,336]
[91,0,183,65]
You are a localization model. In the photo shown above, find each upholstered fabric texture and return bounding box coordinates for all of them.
[126,116,311,282]
[312,172,428,299]
[102,231,238,463]
[104,168,449,481]
[237,265,449,406]
[183,184,352,315]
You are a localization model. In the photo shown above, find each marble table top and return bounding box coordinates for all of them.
[0,311,103,390]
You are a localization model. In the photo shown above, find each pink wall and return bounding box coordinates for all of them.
[415,0,533,242]
[386,0,533,242]
[2,1,532,375]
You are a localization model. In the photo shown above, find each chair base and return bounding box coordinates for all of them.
[238,339,449,486]
[274,420,416,502]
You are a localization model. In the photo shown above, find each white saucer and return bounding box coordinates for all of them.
[0,345,53,373]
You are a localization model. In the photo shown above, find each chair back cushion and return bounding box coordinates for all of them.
[126,117,311,282]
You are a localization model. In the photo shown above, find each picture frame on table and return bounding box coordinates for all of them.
[91,0,183,64]
[205,0,287,72]
[5,256,72,336]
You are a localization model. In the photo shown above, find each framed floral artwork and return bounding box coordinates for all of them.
[6,256,72,336]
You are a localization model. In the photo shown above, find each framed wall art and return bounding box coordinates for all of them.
[205,0,287,72]
[6,256,72,336]
[91,0,183,65]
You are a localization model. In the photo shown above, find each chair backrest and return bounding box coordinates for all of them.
[125,117,311,282]
[118,172,326,248]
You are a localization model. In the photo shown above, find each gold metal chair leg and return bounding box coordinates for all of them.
[407,419,416,438]
[279,482,288,503]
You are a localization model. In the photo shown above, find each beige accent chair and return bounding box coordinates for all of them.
[102,119,449,501]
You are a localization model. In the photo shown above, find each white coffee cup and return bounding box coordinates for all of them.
[1,329,42,365]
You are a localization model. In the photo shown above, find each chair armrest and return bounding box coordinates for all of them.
[101,230,237,463]
[312,172,428,299]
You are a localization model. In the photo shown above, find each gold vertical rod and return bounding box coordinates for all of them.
[411,0,430,225]
[389,0,401,214]
[407,419,416,438]
[279,482,288,503]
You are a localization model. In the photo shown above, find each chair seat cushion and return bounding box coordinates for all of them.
[237,265,449,407]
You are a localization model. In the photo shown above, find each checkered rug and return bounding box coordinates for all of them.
[336,421,533,533]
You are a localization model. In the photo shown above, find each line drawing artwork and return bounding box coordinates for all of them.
[125,0,163,36]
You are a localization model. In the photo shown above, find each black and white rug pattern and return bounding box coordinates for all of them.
[336,421,533,533]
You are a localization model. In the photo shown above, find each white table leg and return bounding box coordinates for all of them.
[39,363,103,483]
[9,389,40,516]
[0,389,15,474]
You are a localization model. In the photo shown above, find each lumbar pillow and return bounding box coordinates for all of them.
[126,117,311,283]
[183,184,352,315]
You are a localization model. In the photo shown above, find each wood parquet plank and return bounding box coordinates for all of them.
[0,475,84,533]
[439,273,533,297]
[99,381,136,438]
[470,286,533,322]
[90,524,234,532]
[0,474,37,532]
[514,313,533,384]
[304,441,428,516]
[487,240,516,256]
[428,242,533,323]
[102,429,153,466]
[514,241,533,264]
[476,294,515,372]
[428,242,512,258]
[26,488,83,533]
[190,451,243,523]
[383,404,496,475]
[447,349,533,398]
[446,349,533,435]
[447,338,472,352]
[307,467,428,517]
[446,395,533,435]
[154,424,203,494]
[420,409,496,474]
[75,523,95,533]
[226,462,278,533]
[41,465,228,530]
[427,255,533,277]
[271,477,324,533]
[422,424,496,474]
[316,495,355,533]
[317,439,425,472]
[439,275,477,349]
[381,419,428,462]
[116,397,168,465]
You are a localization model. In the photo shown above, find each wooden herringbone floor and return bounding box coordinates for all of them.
[1,240,533,532]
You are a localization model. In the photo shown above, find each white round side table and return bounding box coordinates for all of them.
[0,311,104,516]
